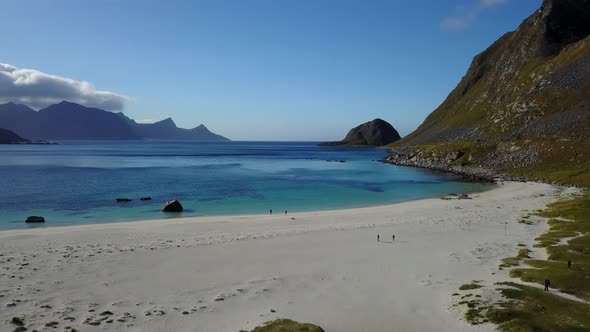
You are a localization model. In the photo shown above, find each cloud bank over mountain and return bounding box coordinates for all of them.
[0,63,128,110]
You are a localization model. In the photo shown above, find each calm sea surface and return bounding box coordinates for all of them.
[0,141,490,229]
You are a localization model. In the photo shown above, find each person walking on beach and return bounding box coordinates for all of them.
[544,279,550,291]
[392,234,395,242]
[270,209,272,215]
[285,210,288,215]
[377,234,380,242]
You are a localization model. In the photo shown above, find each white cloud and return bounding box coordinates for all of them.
[480,0,508,7]
[0,63,128,110]
[440,0,509,31]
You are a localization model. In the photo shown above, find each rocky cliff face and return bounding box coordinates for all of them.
[388,0,590,186]
[321,119,401,146]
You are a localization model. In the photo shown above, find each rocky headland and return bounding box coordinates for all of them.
[320,118,401,147]
[385,0,590,186]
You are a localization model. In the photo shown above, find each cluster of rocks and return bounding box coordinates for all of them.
[441,193,473,200]
[115,197,183,212]
[25,199,184,223]
[115,196,152,203]
[478,143,540,169]
[384,146,527,183]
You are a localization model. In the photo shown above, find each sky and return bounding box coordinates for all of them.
[0,0,542,141]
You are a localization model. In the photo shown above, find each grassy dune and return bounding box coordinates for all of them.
[457,191,590,331]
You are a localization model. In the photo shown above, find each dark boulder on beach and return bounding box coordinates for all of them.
[115,198,132,202]
[162,200,183,212]
[26,216,45,223]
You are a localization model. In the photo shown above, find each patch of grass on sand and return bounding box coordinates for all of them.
[459,282,483,291]
[500,248,531,269]
[465,306,488,325]
[518,218,534,225]
[486,282,590,332]
[10,317,24,326]
[247,319,324,332]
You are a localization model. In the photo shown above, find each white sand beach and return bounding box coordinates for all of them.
[0,182,565,332]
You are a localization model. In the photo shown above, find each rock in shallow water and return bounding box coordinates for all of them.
[162,200,183,212]
[115,198,132,202]
[25,216,45,223]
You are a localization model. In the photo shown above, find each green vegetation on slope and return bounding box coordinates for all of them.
[389,139,590,186]
[388,1,590,186]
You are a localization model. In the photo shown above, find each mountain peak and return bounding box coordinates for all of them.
[152,117,177,129]
[538,0,590,55]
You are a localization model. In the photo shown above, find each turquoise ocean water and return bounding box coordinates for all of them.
[0,141,490,229]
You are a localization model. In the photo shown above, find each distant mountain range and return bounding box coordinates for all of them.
[0,101,229,141]
[116,113,228,141]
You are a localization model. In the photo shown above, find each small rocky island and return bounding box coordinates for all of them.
[320,118,401,146]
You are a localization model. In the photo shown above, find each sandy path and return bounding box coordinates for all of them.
[0,182,561,332]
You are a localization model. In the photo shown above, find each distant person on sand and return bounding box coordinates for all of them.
[377,234,380,242]
[285,210,288,215]
[392,234,395,242]
[544,279,550,291]
[270,209,272,215]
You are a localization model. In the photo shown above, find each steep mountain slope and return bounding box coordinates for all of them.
[388,0,590,186]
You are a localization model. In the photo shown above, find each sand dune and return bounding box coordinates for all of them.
[0,182,562,332]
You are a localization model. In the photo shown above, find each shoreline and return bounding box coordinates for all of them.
[1,181,495,232]
[1,182,496,234]
[0,181,563,331]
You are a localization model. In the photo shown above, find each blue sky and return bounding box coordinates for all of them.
[1,0,541,141]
